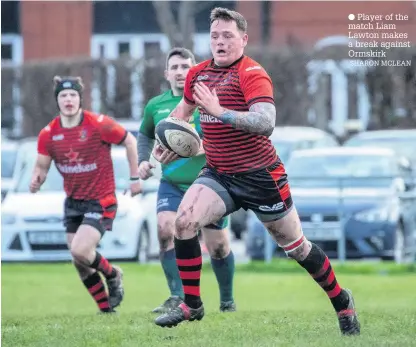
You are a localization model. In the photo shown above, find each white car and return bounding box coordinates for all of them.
[1,140,20,202]
[117,118,141,139]
[1,144,160,262]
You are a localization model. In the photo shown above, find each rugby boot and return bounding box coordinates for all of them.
[152,296,183,314]
[155,302,204,328]
[337,289,361,335]
[220,300,237,312]
[106,265,124,309]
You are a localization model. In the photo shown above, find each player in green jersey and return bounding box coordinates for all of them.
[137,48,236,314]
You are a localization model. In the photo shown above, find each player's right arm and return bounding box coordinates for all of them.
[30,128,53,193]
[169,65,198,122]
[137,102,156,180]
[168,98,196,123]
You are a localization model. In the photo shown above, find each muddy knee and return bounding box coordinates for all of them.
[175,209,199,239]
[157,221,174,252]
[208,242,230,259]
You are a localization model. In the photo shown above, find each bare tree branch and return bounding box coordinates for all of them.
[152,1,182,48]
[152,1,214,51]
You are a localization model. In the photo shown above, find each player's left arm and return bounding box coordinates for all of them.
[218,102,275,136]
[99,115,140,178]
[217,66,276,136]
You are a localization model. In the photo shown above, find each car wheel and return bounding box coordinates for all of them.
[136,223,150,263]
[382,224,405,263]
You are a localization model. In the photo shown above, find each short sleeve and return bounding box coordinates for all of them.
[97,115,128,144]
[183,67,197,105]
[139,102,156,139]
[240,65,274,108]
[37,126,51,156]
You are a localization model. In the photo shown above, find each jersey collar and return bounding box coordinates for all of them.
[59,111,85,128]
[211,55,244,69]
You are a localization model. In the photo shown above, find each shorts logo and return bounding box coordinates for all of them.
[197,168,208,178]
[157,198,169,209]
[259,202,284,212]
[84,212,102,220]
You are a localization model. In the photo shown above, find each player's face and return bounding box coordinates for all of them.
[165,56,193,92]
[57,90,81,117]
[210,19,248,67]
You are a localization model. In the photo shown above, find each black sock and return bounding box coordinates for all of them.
[174,236,202,309]
[297,243,349,312]
[90,252,117,279]
[82,272,111,312]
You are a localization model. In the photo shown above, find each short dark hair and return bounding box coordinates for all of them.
[210,7,247,33]
[166,47,196,69]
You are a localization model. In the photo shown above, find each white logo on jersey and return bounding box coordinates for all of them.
[245,66,262,71]
[52,134,64,141]
[157,109,171,114]
[56,163,98,174]
[200,113,221,123]
[259,202,284,212]
[97,115,104,122]
[197,75,209,81]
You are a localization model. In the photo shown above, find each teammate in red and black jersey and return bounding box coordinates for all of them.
[30,76,141,313]
[153,8,360,335]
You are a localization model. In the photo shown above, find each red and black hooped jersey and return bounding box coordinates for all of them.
[184,55,278,174]
[37,110,127,200]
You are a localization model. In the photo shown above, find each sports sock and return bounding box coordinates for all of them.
[210,250,235,303]
[90,252,117,279]
[82,272,112,312]
[295,241,350,312]
[174,235,202,309]
[160,248,184,298]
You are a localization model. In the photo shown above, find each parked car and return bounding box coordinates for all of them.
[344,129,416,168]
[246,147,416,263]
[116,118,141,138]
[270,126,339,163]
[1,144,160,262]
[1,141,20,202]
[231,126,339,239]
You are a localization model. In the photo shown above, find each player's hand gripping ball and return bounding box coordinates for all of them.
[155,118,201,158]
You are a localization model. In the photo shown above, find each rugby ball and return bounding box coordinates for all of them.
[155,117,201,157]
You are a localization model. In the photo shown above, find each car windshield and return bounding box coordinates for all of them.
[1,149,18,178]
[286,154,397,188]
[15,154,130,192]
[345,136,416,162]
[272,141,294,163]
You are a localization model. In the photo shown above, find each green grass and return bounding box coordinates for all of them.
[2,262,416,347]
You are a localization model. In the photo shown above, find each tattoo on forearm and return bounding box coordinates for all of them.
[218,102,276,136]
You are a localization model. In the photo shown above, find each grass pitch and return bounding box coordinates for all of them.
[2,262,416,347]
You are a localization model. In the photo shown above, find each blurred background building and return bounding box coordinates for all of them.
[2,1,415,139]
